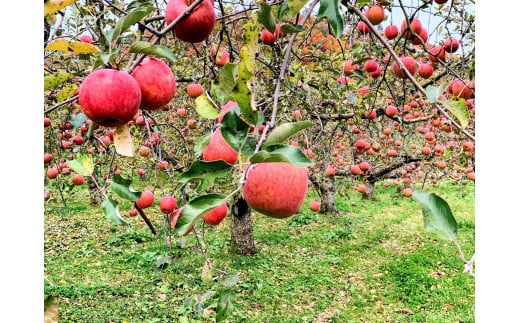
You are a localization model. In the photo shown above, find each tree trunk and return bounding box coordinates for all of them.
[319,176,339,214]
[361,181,375,200]
[230,197,256,256]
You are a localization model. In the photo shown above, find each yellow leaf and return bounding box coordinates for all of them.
[114,124,134,157]
[57,84,78,102]
[45,38,70,51]
[45,39,100,53]
[44,0,78,17]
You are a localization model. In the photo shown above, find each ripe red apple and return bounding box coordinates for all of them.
[260,25,281,45]
[385,105,398,116]
[79,69,141,127]
[449,79,474,99]
[364,59,379,73]
[392,56,417,79]
[187,83,204,98]
[350,165,362,175]
[136,189,155,209]
[403,187,413,197]
[443,37,459,53]
[44,117,51,127]
[428,45,445,63]
[202,129,239,165]
[418,63,434,78]
[72,135,84,145]
[202,202,228,226]
[325,165,336,177]
[356,184,367,193]
[159,195,177,214]
[71,174,85,186]
[309,200,321,212]
[139,145,151,157]
[215,49,230,66]
[46,168,59,179]
[137,168,145,177]
[342,60,356,76]
[157,160,169,170]
[410,27,428,45]
[165,0,216,43]
[357,21,370,35]
[79,34,93,43]
[216,101,239,123]
[293,109,302,119]
[365,5,385,25]
[434,0,448,3]
[44,153,52,164]
[128,208,138,217]
[421,146,432,155]
[242,162,309,219]
[370,67,381,78]
[401,18,422,39]
[384,24,399,39]
[358,161,371,172]
[131,57,176,110]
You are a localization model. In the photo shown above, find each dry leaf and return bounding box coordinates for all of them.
[114,124,134,157]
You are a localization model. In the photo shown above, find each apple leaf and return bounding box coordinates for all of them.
[288,0,310,18]
[216,291,235,322]
[109,174,141,201]
[68,113,88,133]
[194,93,220,119]
[250,144,314,167]
[211,63,238,105]
[220,274,240,288]
[57,84,78,102]
[220,110,250,152]
[45,39,100,53]
[113,124,134,157]
[128,41,177,63]
[439,98,470,130]
[258,2,277,32]
[174,194,227,235]
[412,190,458,240]
[44,0,77,17]
[317,0,344,38]
[178,160,232,186]
[425,82,450,103]
[66,152,94,176]
[263,121,313,147]
[109,6,154,42]
[194,134,211,157]
[280,23,303,34]
[102,196,129,225]
[44,70,74,91]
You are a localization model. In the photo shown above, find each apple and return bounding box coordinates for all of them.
[370,67,381,78]
[325,165,336,177]
[357,21,370,35]
[384,24,399,39]
[137,168,145,177]
[356,183,367,193]
[418,63,434,78]
[44,153,52,164]
[443,37,459,53]
[71,174,85,186]
[293,109,302,119]
[385,105,398,116]
[99,135,111,146]
[136,189,155,209]
[160,195,177,214]
[401,18,422,39]
[242,162,309,219]
[434,0,448,3]
[358,161,371,172]
[309,200,321,212]
[215,49,230,66]
[260,24,282,46]
[403,187,413,197]
[72,135,84,145]
[424,131,435,141]
[350,165,362,175]
[342,60,356,76]
[157,160,169,170]
[79,34,93,43]
[364,59,379,73]
[187,83,204,98]
[46,168,59,179]
[131,57,176,110]
[365,5,385,25]
[202,202,228,226]
[449,79,474,99]
[410,27,428,45]
[139,145,151,157]
[202,128,239,165]
[128,208,138,217]
[165,0,216,43]
[79,69,141,127]
[216,101,239,123]
[44,117,51,127]
[428,45,445,63]
[392,56,417,79]
[421,146,432,155]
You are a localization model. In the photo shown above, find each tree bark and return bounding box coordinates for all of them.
[230,197,256,256]
[319,176,339,214]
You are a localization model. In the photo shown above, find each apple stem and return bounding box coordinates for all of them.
[134,202,157,235]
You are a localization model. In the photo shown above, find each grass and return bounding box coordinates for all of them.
[44,181,475,322]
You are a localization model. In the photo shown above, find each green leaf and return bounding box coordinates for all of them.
[211,63,238,105]
[317,0,344,38]
[216,291,235,322]
[230,63,257,125]
[109,6,154,42]
[194,134,211,157]
[288,0,310,17]
[220,111,250,152]
[250,144,314,167]
[194,93,220,119]
[44,70,73,91]
[101,196,129,225]
[68,113,88,133]
[66,152,94,176]
[263,121,313,146]
[280,23,303,34]
[439,99,470,130]
[128,41,176,63]
[178,160,232,186]
[221,274,240,288]
[109,174,141,201]
[412,190,458,240]
[258,2,276,32]
[425,82,450,104]
[174,194,227,235]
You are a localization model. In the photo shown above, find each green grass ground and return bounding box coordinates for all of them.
[44,181,475,322]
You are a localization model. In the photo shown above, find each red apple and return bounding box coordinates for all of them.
[401,18,422,39]
[202,202,228,226]
[364,59,379,73]
[309,200,321,212]
[428,45,445,63]
[159,195,177,214]
[403,187,413,197]
[357,21,370,35]
[216,101,239,123]
[449,79,474,99]
[79,69,141,127]
[44,153,52,164]
[202,128,239,165]
[260,25,282,46]
[71,174,85,186]
[187,83,204,98]
[46,168,59,179]
[443,37,459,53]
[384,24,399,39]
[131,57,176,110]
[434,0,448,3]
[392,56,417,79]
[385,105,398,116]
[365,5,385,25]
[325,165,336,177]
[44,117,51,127]
[242,162,309,219]
[215,49,230,66]
[128,208,138,217]
[79,34,93,43]
[165,0,216,43]
[136,189,155,209]
[139,145,151,157]
[358,161,371,172]
[342,60,356,76]
[418,63,434,78]
[350,165,362,175]
[72,135,84,145]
